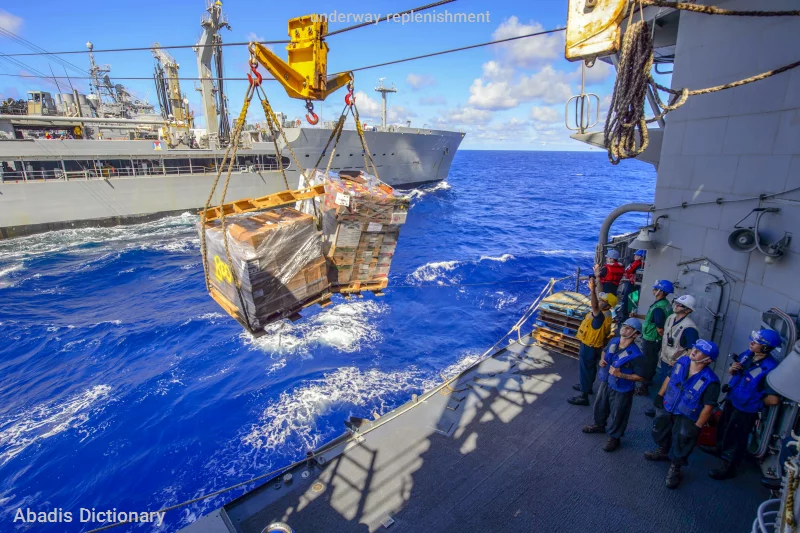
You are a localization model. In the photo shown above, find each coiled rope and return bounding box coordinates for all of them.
[604,2,800,164]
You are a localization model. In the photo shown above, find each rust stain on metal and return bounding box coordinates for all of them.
[565,0,628,61]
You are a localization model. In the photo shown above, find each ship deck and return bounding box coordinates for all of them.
[184,338,769,533]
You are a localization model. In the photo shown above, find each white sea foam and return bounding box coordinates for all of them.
[479,254,515,263]
[403,180,451,200]
[0,385,112,465]
[243,301,386,357]
[243,351,483,454]
[408,260,461,285]
[537,249,594,257]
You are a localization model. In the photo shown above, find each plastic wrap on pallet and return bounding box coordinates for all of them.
[319,170,409,287]
[202,207,329,330]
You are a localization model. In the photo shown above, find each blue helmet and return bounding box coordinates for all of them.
[606,249,620,260]
[692,339,719,361]
[622,317,642,333]
[750,328,782,348]
[634,250,646,258]
[653,279,674,294]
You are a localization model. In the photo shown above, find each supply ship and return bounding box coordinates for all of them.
[173,1,800,532]
[0,1,463,240]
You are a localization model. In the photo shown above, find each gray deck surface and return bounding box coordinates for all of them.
[220,342,768,533]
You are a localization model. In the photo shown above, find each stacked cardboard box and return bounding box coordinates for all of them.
[202,207,330,331]
[320,171,409,286]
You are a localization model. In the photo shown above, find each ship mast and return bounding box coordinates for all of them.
[374,78,397,130]
[195,0,231,146]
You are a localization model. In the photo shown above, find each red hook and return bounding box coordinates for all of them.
[247,60,262,88]
[345,82,355,106]
[305,100,318,125]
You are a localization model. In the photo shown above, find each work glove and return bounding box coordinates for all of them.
[653,395,664,410]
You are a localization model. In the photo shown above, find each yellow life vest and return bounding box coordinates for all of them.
[576,311,612,348]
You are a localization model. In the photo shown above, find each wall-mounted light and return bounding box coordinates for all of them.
[631,215,667,250]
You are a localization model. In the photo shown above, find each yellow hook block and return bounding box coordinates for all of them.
[250,14,352,101]
[565,0,628,62]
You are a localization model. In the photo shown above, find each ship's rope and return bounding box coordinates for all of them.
[604,2,800,164]
[199,86,257,331]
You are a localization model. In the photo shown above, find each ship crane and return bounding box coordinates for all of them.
[151,43,194,145]
[195,0,231,146]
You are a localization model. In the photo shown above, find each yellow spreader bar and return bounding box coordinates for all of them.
[200,183,326,222]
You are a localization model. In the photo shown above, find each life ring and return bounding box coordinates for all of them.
[295,119,301,127]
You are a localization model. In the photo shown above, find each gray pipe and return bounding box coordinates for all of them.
[596,202,654,263]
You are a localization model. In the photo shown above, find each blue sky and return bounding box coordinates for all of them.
[0,0,625,150]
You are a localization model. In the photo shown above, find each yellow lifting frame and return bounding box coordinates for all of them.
[200,183,326,222]
[250,15,352,101]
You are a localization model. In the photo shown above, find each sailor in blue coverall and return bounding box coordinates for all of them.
[581,318,645,452]
[645,339,721,489]
[701,328,782,480]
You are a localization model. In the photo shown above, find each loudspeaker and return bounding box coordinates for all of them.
[767,341,800,403]
[728,228,757,253]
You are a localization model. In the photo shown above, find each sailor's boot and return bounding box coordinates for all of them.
[603,437,621,452]
[709,460,737,480]
[666,462,682,489]
[567,394,590,406]
[644,447,670,462]
[582,424,605,434]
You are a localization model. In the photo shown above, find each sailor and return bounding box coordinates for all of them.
[620,250,645,319]
[703,329,782,480]
[568,276,616,406]
[582,318,644,452]
[645,339,721,489]
[630,279,674,396]
[644,294,699,417]
[595,249,625,294]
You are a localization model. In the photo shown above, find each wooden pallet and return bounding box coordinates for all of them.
[538,310,583,333]
[209,286,333,337]
[200,184,326,222]
[534,328,580,359]
[331,278,389,297]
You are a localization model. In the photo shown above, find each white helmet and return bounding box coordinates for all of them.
[674,294,696,311]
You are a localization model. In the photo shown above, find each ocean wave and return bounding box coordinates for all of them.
[402,180,451,200]
[408,260,461,285]
[243,351,482,455]
[537,249,594,257]
[0,385,112,466]
[243,300,387,358]
[479,254,515,263]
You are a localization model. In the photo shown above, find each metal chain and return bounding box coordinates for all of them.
[256,86,306,185]
[350,102,380,179]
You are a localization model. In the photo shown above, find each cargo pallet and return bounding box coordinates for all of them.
[331,278,389,297]
[209,286,333,337]
[531,291,591,359]
[201,184,326,222]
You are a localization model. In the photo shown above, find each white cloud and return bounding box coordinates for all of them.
[572,60,613,85]
[247,32,266,42]
[353,91,416,124]
[419,95,447,106]
[530,106,561,124]
[406,73,436,90]
[468,65,574,110]
[491,17,564,68]
[481,61,514,81]
[434,106,493,127]
[0,10,22,33]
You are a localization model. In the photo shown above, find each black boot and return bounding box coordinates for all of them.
[644,447,670,462]
[582,424,605,434]
[567,394,590,406]
[666,463,682,489]
[698,445,721,457]
[572,383,592,394]
[634,386,649,397]
[644,408,656,418]
[603,437,621,452]
[709,460,737,480]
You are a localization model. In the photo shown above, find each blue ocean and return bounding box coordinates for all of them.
[0,150,655,532]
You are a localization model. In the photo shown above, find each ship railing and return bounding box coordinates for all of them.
[0,162,291,183]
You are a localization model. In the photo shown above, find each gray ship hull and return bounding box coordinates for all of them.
[0,126,463,239]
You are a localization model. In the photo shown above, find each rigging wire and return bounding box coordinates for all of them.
[0,26,567,84]
[0,0,458,58]
[0,27,88,75]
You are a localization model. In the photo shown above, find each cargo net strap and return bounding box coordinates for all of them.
[604,0,800,164]
[200,84,258,330]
